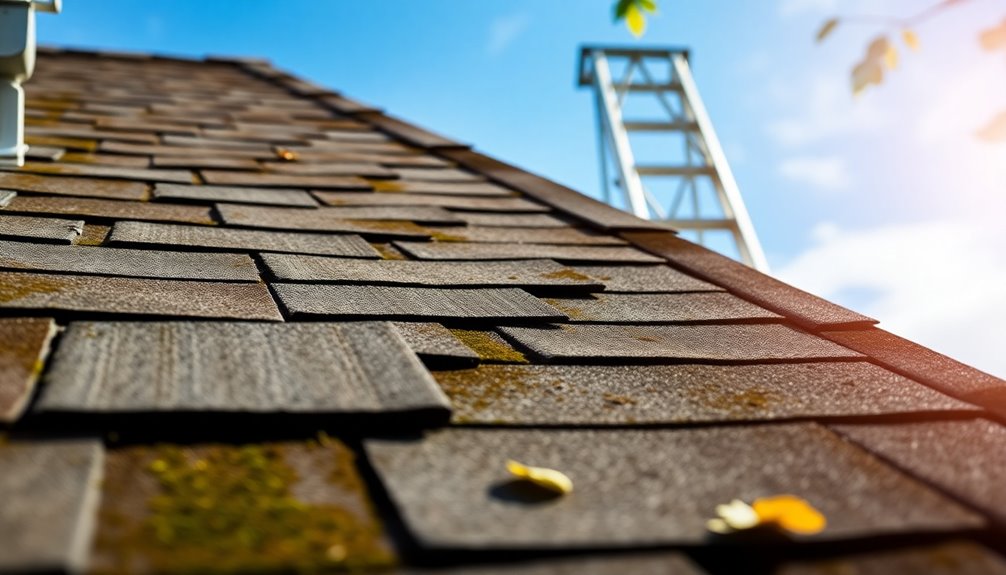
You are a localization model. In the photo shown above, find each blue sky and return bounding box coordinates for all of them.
[36,0,1006,376]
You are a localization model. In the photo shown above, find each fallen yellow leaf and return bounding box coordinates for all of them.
[752,495,827,535]
[506,459,573,494]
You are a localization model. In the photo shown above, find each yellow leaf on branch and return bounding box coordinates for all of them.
[816,18,839,43]
[902,29,920,51]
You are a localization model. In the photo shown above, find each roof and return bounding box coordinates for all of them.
[1,47,1005,574]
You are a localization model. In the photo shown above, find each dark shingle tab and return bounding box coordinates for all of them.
[151,156,261,170]
[545,292,781,324]
[5,162,195,184]
[0,171,149,201]
[452,212,573,228]
[623,232,877,329]
[573,264,720,293]
[273,284,567,322]
[0,440,104,573]
[201,170,373,190]
[822,328,1006,419]
[436,363,977,426]
[109,221,380,258]
[153,183,319,207]
[370,179,516,197]
[779,541,1006,575]
[216,203,433,239]
[431,226,628,245]
[365,425,982,548]
[392,167,484,182]
[0,214,83,244]
[407,553,703,574]
[284,205,464,225]
[0,240,260,281]
[395,242,663,264]
[39,321,450,418]
[833,419,1006,526]
[3,195,215,225]
[0,318,57,423]
[391,322,480,368]
[262,255,603,293]
[313,191,549,213]
[263,161,395,178]
[0,272,283,320]
[499,323,864,363]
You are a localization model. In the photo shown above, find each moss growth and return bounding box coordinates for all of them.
[24,135,98,153]
[689,387,780,415]
[449,329,528,364]
[544,299,587,320]
[75,225,111,246]
[541,269,592,282]
[434,367,533,420]
[602,393,636,407]
[345,219,430,236]
[0,276,64,304]
[369,243,407,260]
[95,441,395,574]
[367,180,405,193]
[428,230,467,242]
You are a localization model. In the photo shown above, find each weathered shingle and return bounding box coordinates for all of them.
[0,318,57,423]
[262,255,603,293]
[0,272,283,320]
[572,264,720,293]
[0,240,260,281]
[109,221,381,258]
[436,363,977,426]
[834,419,1006,526]
[394,241,664,264]
[623,232,877,329]
[0,214,84,244]
[0,171,149,201]
[365,425,982,548]
[273,284,567,322]
[39,321,450,419]
[90,440,396,573]
[0,440,104,573]
[544,292,781,323]
[498,324,864,363]
[153,183,319,207]
[2,195,216,225]
[391,322,480,368]
[312,191,549,212]
[216,203,433,238]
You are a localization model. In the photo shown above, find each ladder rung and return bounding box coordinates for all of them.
[663,218,738,231]
[623,120,699,132]
[616,82,683,93]
[636,165,715,177]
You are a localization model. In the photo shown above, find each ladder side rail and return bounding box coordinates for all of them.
[592,50,651,220]
[670,53,770,272]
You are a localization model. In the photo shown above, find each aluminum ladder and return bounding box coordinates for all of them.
[577,46,769,272]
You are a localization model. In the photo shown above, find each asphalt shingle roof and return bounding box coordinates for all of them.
[0,48,1005,574]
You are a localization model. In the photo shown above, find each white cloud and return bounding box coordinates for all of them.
[766,74,886,146]
[778,155,849,190]
[487,13,529,57]
[777,220,1006,378]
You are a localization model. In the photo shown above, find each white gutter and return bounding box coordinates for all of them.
[0,0,60,167]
